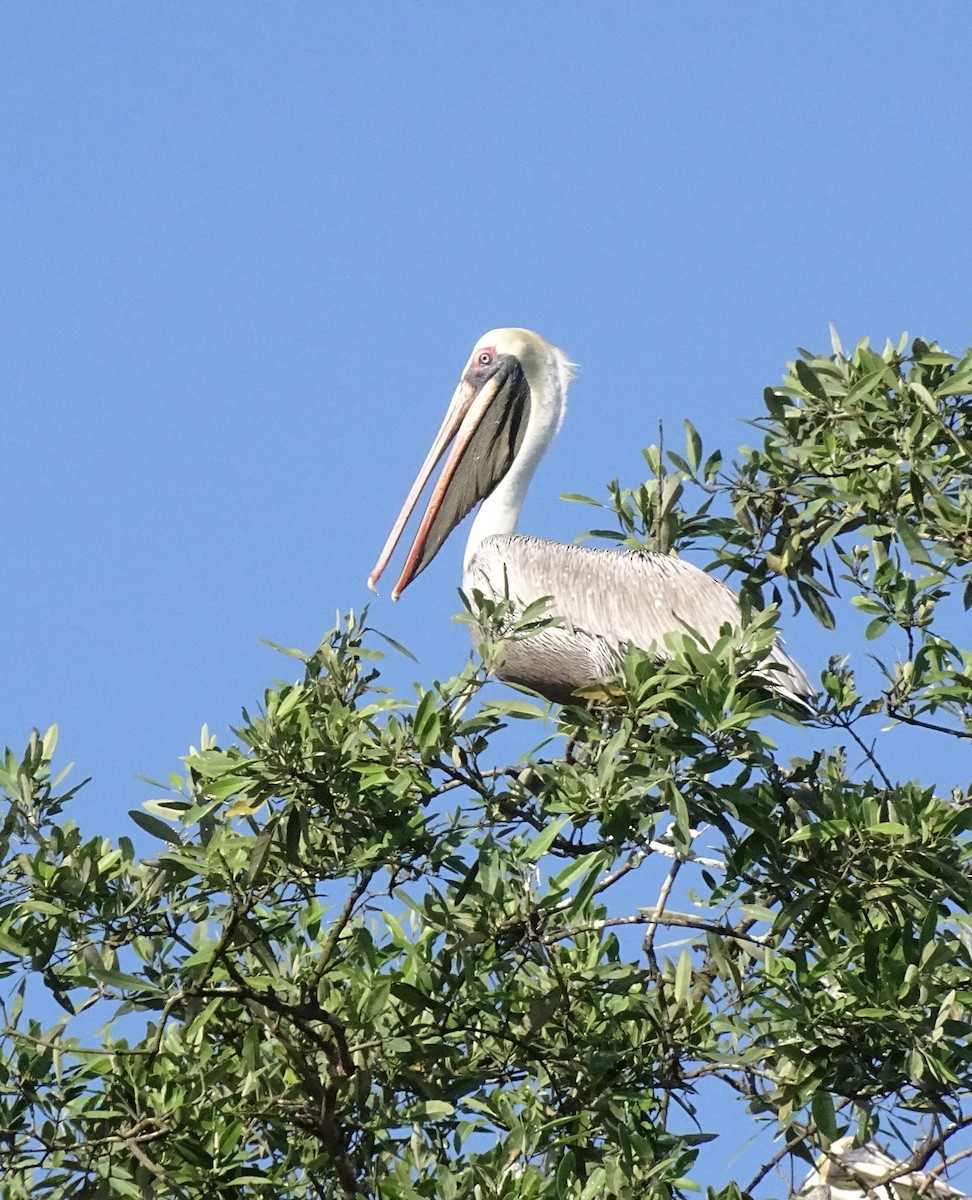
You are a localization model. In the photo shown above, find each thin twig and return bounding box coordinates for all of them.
[123,1134,188,1200]
[542,909,766,947]
[912,1116,972,1176]
[886,706,972,740]
[591,851,644,896]
[643,858,682,959]
[313,871,375,983]
[646,838,725,870]
[835,713,893,789]
[746,1134,804,1194]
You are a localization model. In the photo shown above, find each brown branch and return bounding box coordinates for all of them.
[643,857,682,959]
[591,851,644,897]
[885,706,972,740]
[312,870,375,984]
[292,1105,363,1196]
[830,713,894,789]
[745,1132,806,1194]
[146,990,189,1063]
[929,1144,972,1185]
[12,1116,175,1155]
[542,910,766,948]
[690,916,760,1008]
[910,1116,972,1177]
[123,1133,188,1200]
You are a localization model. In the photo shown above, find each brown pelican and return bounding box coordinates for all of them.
[368,328,813,707]
[795,1138,968,1200]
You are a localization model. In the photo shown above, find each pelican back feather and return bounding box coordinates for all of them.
[464,534,813,705]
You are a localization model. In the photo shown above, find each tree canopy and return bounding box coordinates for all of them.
[3,332,972,1199]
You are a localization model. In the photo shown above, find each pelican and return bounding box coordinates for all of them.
[368,328,813,707]
[795,1138,968,1200]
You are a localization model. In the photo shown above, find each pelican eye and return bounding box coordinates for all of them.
[477,350,493,366]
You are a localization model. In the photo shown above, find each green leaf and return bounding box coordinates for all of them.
[810,1091,841,1140]
[89,967,165,994]
[674,949,692,1003]
[371,628,418,662]
[794,358,828,400]
[413,690,441,751]
[797,580,836,629]
[523,816,569,862]
[548,855,598,896]
[391,982,448,1015]
[684,420,702,471]
[0,929,29,956]
[763,387,786,419]
[560,492,602,506]
[248,828,274,884]
[895,516,933,566]
[128,808,183,845]
[481,698,548,721]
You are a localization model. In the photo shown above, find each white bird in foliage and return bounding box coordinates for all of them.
[796,1139,969,1200]
[368,327,813,707]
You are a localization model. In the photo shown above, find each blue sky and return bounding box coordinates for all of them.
[3,4,972,1189]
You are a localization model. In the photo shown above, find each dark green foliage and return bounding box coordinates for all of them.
[2,335,972,1197]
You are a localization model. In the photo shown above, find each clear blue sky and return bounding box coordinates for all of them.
[3,4,972,1189]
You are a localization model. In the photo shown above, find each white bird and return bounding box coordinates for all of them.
[795,1138,968,1200]
[368,327,813,707]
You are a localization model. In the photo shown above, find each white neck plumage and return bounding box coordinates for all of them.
[463,353,571,572]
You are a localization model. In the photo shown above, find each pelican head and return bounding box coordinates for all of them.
[368,328,575,598]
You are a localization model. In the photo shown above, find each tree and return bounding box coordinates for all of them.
[2,332,972,1199]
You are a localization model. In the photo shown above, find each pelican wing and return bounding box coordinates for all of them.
[467,534,812,703]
